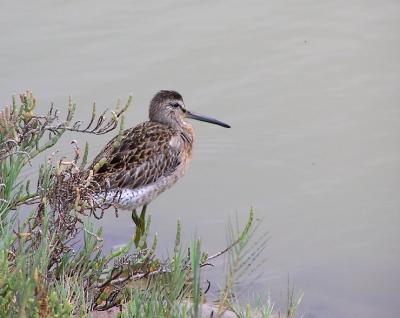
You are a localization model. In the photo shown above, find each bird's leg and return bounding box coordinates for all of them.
[131,208,140,225]
[133,205,147,247]
[132,208,142,246]
[139,205,147,231]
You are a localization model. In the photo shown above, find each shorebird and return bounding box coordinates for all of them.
[89,90,230,243]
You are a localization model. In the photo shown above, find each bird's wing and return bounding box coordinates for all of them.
[90,122,181,189]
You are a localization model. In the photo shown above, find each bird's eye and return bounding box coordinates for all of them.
[170,102,180,108]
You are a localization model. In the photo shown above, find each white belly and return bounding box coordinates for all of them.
[94,168,183,210]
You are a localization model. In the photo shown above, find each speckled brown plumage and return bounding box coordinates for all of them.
[90,121,182,191]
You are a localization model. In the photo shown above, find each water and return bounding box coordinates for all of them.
[1,1,400,317]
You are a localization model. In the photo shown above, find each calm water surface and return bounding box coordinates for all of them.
[1,1,400,317]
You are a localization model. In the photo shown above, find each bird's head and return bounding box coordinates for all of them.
[149,90,230,130]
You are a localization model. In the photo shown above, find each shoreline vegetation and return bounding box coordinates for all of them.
[0,92,301,318]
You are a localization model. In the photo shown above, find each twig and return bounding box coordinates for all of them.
[83,227,103,242]
[206,236,242,262]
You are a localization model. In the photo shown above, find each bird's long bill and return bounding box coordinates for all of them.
[186,110,231,128]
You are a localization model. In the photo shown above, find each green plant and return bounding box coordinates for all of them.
[0,92,301,318]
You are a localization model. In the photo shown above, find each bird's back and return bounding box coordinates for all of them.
[90,121,182,192]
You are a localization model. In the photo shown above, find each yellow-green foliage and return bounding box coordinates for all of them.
[0,92,297,318]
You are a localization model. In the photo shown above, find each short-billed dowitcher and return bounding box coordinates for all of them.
[89,90,230,242]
